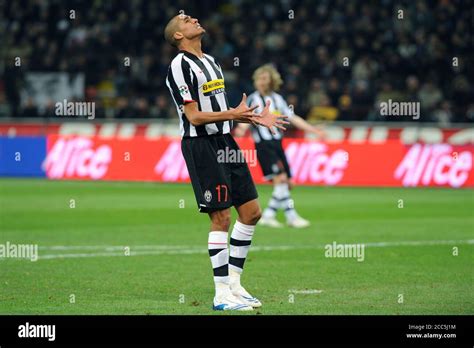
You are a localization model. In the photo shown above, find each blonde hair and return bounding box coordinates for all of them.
[252,64,283,92]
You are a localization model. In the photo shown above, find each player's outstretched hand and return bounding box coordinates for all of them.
[251,100,290,134]
[231,93,259,122]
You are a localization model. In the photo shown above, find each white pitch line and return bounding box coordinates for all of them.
[38,239,474,252]
[34,239,474,261]
[38,245,302,260]
[39,245,202,251]
[363,239,474,247]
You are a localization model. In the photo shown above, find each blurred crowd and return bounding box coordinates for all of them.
[1,0,472,124]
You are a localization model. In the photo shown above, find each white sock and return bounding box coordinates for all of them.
[262,183,286,219]
[208,231,229,297]
[229,269,242,289]
[229,220,255,276]
[276,183,298,222]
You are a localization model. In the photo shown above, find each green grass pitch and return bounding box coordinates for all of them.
[0,178,472,315]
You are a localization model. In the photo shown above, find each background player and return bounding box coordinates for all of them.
[235,64,325,228]
[165,15,288,310]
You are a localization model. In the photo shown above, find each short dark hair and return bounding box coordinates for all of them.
[164,15,181,47]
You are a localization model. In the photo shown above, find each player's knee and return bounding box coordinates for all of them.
[252,206,262,224]
[242,206,262,225]
[210,210,231,231]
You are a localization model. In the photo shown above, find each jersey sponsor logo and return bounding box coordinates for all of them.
[204,190,213,202]
[178,85,189,96]
[202,79,225,96]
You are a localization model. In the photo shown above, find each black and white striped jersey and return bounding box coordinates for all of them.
[246,91,294,143]
[166,50,232,138]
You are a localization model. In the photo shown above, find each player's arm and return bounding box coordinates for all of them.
[184,101,250,125]
[274,95,325,138]
[184,93,258,126]
[290,114,326,138]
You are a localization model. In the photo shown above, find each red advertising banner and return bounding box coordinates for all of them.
[45,135,474,188]
[4,121,473,145]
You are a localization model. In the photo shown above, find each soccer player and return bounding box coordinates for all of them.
[164,14,289,311]
[235,64,325,228]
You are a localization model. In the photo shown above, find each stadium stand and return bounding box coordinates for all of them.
[1,0,472,123]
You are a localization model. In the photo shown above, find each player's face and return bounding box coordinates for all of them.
[178,14,205,39]
[255,71,272,94]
